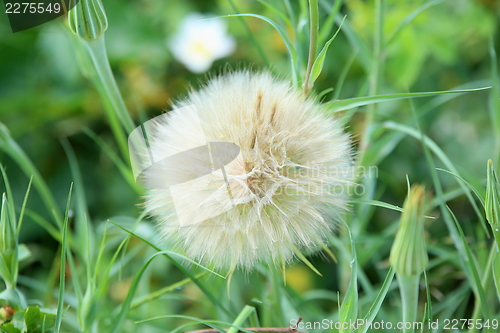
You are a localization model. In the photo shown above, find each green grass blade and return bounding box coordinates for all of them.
[256,0,292,28]
[436,168,485,208]
[227,305,255,333]
[333,49,358,100]
[386,0,444,46]
[16,176,32,237]
[338,223,358,333]
[83,128,141,193]
[447,206,492,327]
[228,0,270,67]
[130,272,206,309]
[360,266,395,333]
[383,121,488,233]
[0,124,62,227]
[325,87,491,113]
[0,164,16,225]
[108,251,173,333]
[318,0,344,45]
[335,15,371,72]
[60,138,93,266]
[216,14,298,85]
[54,183,73,333]
[109,220,235,318]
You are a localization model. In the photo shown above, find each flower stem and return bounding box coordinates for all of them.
[397,274,420,333]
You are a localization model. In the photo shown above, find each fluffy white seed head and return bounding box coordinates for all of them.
[143,71,354,270]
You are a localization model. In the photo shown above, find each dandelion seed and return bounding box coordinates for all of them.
[167,13,236,73]
[143,71,353,270]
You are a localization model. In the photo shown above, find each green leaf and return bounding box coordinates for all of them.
[386,0,444,46]
[338,222,358,333]
[0,323,21,333]
[227,305,255,333]
[384,121,488,233]
[324,86,491,113]
[24,307,41,332]
[308,16,345,86]
[360,267,395,333]
[447,206,491,322]
[318,0,344,45]
[0,123,63,228]
[16,176,32,237]
[54,184,73,333]
[109,220,235,318]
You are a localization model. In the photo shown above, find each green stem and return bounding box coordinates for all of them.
[397,274,420,333]
[227,305,255,333]
[360,0,384,159]
[84,37,136,135]
[262,265,284,327]
[304,0,319,95]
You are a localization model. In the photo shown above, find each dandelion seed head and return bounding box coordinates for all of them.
[144,71,354,270]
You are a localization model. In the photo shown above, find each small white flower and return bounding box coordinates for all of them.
[143,71,353,270]
[168,13,236,73]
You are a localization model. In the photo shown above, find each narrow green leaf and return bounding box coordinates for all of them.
[216,14,298,85]
[0,123,62,227]
[109,220,235,318]
[318,0,344,45]
[384,121,488,233]
[16,176,32,237]
[130,272,206,309]
[386,0,444,46]
[436,168,485,208]
[227,0,270,67]
[308,16,345,86]
[360,267,395,333]
[338,223,358,333]
[290,244,322,276]
[227,305,255,333]
[325,87,491,113]
[0,165,16,226]
[83,128,140,193]
[54,184,73,333]
[447,206,491,322]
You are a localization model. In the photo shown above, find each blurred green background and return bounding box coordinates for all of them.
[1,0,500,331]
